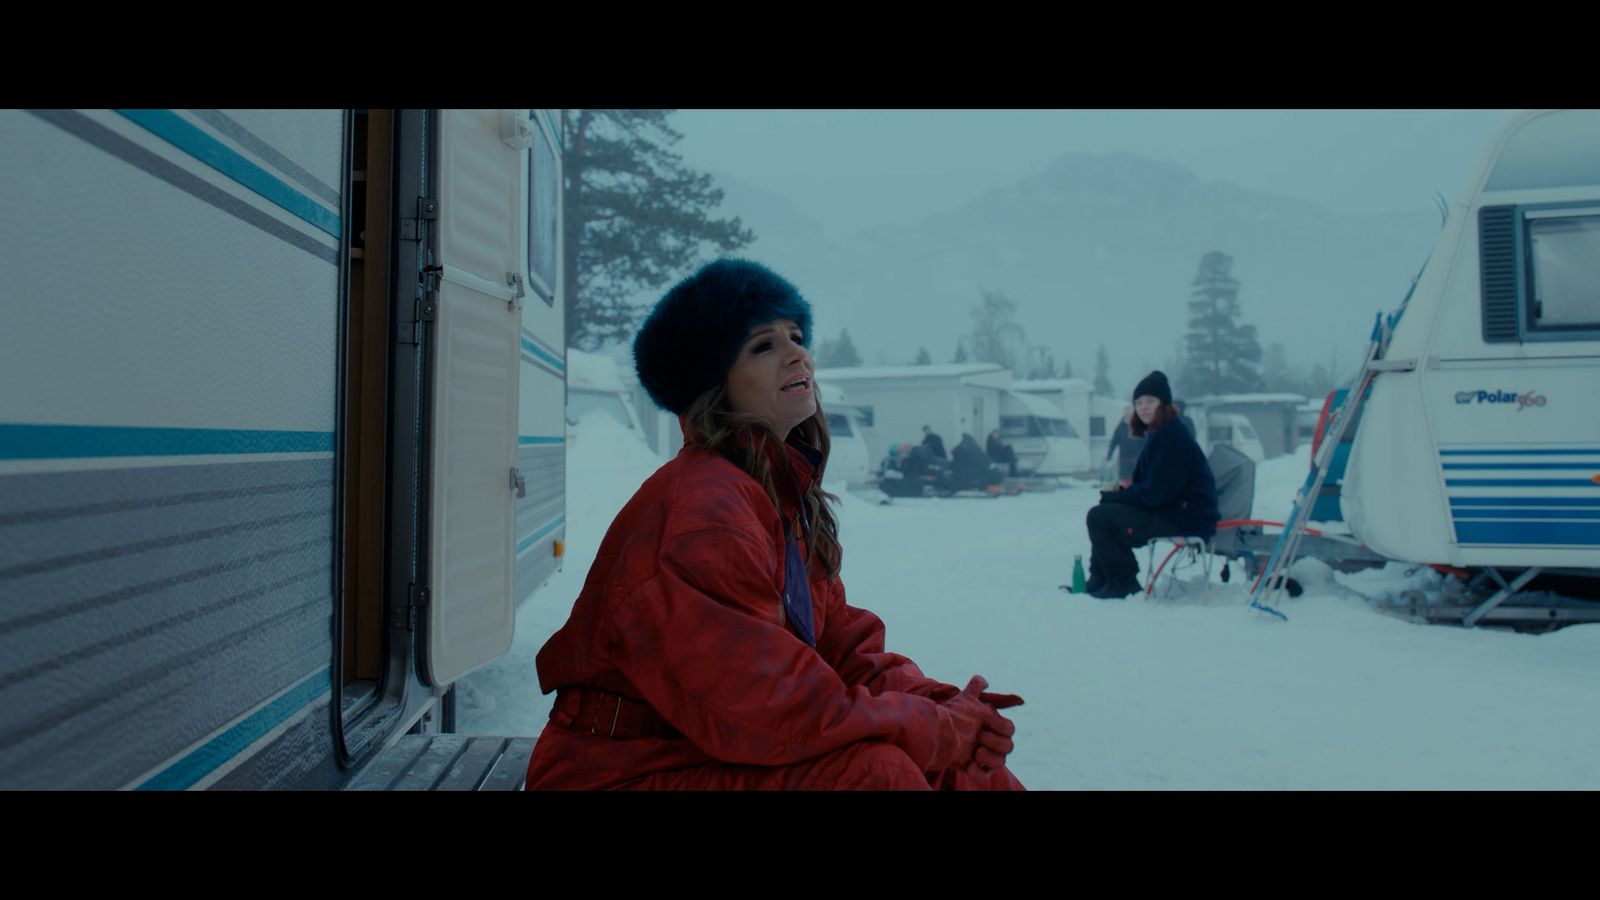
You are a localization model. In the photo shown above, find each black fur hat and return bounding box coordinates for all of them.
[633,259,813,415]
[1133,370,1172,405]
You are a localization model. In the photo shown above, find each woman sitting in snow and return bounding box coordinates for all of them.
[1083,371,1219,599]
[524,259,1025,790]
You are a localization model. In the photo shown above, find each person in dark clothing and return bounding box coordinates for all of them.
[951,433,1004,491]
[921,425,947,460]
[1084,371,1219,599]
[1174,399,1196,438]
[1105,406,1144,483]
[986,429,1019,477]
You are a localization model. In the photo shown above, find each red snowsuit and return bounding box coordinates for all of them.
[525,437,1024,790]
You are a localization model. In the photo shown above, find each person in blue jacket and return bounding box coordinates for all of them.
[1084,371,1219,599]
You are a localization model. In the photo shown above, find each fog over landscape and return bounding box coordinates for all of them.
[649,109,1513,398]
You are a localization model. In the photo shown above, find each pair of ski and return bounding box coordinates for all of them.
[1248,311,1397,621]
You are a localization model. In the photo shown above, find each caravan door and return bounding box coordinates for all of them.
[422,110,526,686]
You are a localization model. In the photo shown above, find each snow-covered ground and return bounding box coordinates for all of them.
[459,416,1600,789]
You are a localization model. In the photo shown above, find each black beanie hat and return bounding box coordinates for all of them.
[1133,370,1172,405]
[634,259,814,415]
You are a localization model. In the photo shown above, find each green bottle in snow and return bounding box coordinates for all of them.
[1071,555,1087,594]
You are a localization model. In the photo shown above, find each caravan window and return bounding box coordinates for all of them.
[1090,416,1106,438]
[1209,425,1234,442]
[1482,203,1600,342]
[1044,417,1079,438]
[825,412,854,436]
[1527,213,1600,331]
[999,415,1039,438]
[527,112,559,306]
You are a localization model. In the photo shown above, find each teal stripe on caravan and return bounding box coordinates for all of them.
[1445,478,1600,488]
[115,109,342,239]
[1440,449,1600,456]
[0,424,334,460]
[517,515,566,554]
[519,333,565,373]
[518,435,565,446]
[136,667,331,790]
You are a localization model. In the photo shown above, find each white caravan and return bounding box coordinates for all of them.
[814,364,1013,468]
[1341,109,1600,572]
[0,109,566,789]
[567,349,644,435]
[999,390,1091,476]
[1199,412,1266,463]
[818,383,873,488]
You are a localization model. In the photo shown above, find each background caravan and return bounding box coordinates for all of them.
[0,109,566,789]
[814,364,1012,468]
[998,390,1091,476]
[1336,109,1600,583]
[818,382,874,489]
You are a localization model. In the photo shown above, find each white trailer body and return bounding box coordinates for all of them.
[0,108,566,789]
[1342,109,1600,570]
[814,364,1011,468]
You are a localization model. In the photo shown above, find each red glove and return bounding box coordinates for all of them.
[931,676,1019,778]
[980,691,1024,710]
[972,713,1015,773]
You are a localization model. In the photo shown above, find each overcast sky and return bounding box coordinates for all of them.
[673,109,1518,236]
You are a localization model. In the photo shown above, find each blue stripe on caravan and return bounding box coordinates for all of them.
[1455,521,1600,546]
[0,423,334,460]
[1440,449,1600,456]
[1444,479,1600,488]
[521,350,563,378]
[1450,496,1600,508]
[1452,509,1600,520]
[1443,463,1600,471]
[114,109,341,239]
[518,435,565,446]
[520,328,562,361]
[519,335,565,373]
[517,515,566,554]
[136,666,331,790]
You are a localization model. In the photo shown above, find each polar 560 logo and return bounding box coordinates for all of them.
[1455,389,1546,410]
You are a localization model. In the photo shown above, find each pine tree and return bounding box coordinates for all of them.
[913,346,932,365]
[814,328,863,368]
[562,110,755,350]
[952,341,969,363]
[1179,251,1263,396]
[1093,343,1113,395]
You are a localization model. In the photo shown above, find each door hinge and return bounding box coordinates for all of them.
[395,583,431,631]
[511,467,527,498]
[418,264,443,323]
[399,196,439,241]
[507,272,525,310]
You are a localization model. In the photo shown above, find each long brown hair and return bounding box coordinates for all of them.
[1129,402,1178,438]
[682,384,843,579]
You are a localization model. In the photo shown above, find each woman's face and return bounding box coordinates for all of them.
[725,318,815,437]
[1134,395,1162,425]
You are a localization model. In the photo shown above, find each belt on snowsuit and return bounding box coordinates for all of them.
[551,686,682,740]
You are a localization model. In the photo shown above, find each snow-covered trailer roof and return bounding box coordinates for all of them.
[818,363,1011,388]
[1002,389,1069,420]
[566,349,626,394]
[1012,377,1093,394]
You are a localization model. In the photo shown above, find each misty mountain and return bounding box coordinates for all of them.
[695,153,1441,398]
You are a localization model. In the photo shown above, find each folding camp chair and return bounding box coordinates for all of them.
[1142,443,1258,597]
